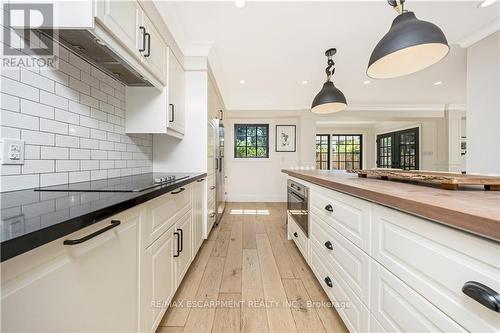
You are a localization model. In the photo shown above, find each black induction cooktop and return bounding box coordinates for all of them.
[34,173,189,192]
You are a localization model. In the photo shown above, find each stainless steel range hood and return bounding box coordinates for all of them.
[39,29,152,86]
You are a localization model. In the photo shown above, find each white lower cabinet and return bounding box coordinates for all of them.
[370,261,466,332]
[290,179,500,333]
[175,211,193,285]
[1,207,141,332]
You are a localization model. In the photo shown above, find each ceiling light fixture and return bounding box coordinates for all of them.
[434,80,443,85]
[235,0,246,8]
[301,80,308,85]
[311,48,347,114]
[363,80,371,84]
[367,0,449,79]
[239,80,246,84]
[480,0,497,7]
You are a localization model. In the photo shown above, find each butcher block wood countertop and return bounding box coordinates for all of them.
[283,169,500,242]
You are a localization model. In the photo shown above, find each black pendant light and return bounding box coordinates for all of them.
[367,0,449,79]
[311,48,347,114]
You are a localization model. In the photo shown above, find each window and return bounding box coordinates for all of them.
[234,124,269,158]
[377,127,419,170]
[331,134,362,170]
[316,135,330,170]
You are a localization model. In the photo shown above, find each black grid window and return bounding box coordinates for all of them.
[316,135,330,170]
[377,128,419,170]
[234,124,269,158]
[331,135,362,170]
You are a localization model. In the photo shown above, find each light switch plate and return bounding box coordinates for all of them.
[1,138,25,165]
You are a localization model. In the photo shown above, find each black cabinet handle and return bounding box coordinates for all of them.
[219,110,223,120]
[197,178,205,182]
[139,26,146,52]
[325,204,333,212]
[169,104,175,122]
[177,228,183,253]
[171,188,185,194]
[293,232,298,238]
[173,231,180,257]
[324,241,333,250]
[462,281,500,312]
[324,276,333,288]
[64,220,120,245]
[215,158,219,171]
[144,32,151,57]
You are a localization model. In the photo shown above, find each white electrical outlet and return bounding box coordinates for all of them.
[1,138,25,165]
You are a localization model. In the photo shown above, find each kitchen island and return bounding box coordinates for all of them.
[283,169,500,333]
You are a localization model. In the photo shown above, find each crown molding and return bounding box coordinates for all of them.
[455,18,500,48]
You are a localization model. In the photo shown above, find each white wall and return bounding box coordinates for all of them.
[224,115,299,202]
[466,31,500,174]
[153,70,208,173]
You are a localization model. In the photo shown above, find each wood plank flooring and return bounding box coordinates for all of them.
[157,202,348,333]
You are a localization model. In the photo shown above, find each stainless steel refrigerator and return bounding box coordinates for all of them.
[214,119,226,224]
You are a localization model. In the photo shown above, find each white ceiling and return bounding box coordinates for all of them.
[155,1,500,111]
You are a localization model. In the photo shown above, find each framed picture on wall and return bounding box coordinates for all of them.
[275,125,296,152]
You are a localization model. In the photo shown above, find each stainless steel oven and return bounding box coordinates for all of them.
[287,180,309,237]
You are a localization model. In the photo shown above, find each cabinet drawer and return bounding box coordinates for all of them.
[144,186,192,248]
[372,205,500,332]
[287,215,308,261]
[310,212,370,306]
[370,261,465,332]
[310,186,371,253]
[310,245,370,333]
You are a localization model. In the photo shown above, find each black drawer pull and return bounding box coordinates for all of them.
[177,228,183,253]
[169,104,175,122]
[64,220,120,245]
[324,241,333,250]
[462,281,500,312]
[324,276,333,288]
[325,204,333,212]
[173,231,180,257]
[293,232,298,238]
[197,178,205,182]
[144,32,151,57]
[139,26,146,52]
[171,188,185,194]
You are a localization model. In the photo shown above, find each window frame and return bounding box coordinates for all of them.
[331,134,363,170]
[233,123,270,159]
[376,127,419,170]
[316,134,331,170]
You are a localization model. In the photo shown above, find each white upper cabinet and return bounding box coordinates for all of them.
[140,13,168,85]
[125,49,186,137]
[167,51,186,136]
[95,0,142,61]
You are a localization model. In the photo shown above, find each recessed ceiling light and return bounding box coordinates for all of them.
[235,0,246,8]
[480,0,497,7]
[239,80,246,84]
[363,80,371,85]
[434,81,443,86]
[301,80,308,85]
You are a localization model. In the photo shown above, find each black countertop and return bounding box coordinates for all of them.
[0,172,206,262]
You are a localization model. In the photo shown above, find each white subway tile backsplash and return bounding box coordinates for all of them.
[40,172,68,187]
[69,171,90,183]
[41,146,69,159]
[1,35,152,192]
[56,160,80,172]
[56,135,79,148]
[70,148,91,160]
[1,93,20,112]
[22,129,54,145]
[54,109,79,125]
[55,82,79,102]
[1,76,39,101]
[2,110,39,130]
[40,91,69,110]
[40,118,68,135]
[68,124,90,138]
[20,69,55,92]
[23,160,54,174]
[21,99,54,119]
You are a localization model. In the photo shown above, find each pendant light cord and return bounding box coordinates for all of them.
[393,0,404,14]
[325,57,335,82]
